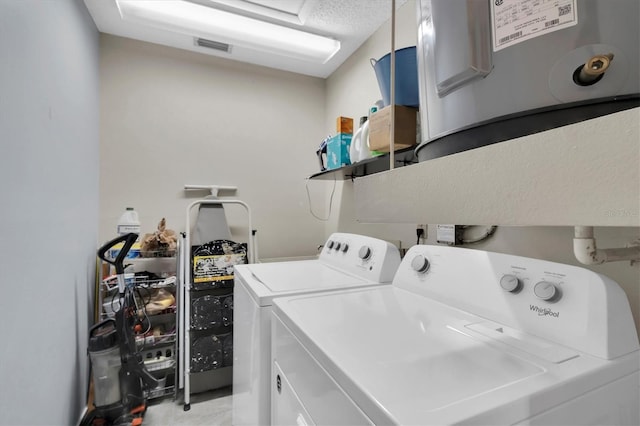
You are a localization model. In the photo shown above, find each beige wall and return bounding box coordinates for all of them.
[99,35,329,259]
[324,0,640,338]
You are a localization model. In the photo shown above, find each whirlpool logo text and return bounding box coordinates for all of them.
[530,305,560,318]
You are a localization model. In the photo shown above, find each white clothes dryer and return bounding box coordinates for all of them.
[232,233,401,425]
[272,245,639,425]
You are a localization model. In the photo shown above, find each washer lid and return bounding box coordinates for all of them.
[272,286,615,425]
[235,260,372,306]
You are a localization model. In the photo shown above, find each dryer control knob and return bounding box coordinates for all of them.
[358,246,372,260]
[500,274,521,292]
[534,281,558,301]
[411,255,430,273]
[327,240,334,249]
[341,243,349,253]
[334,242,341,251]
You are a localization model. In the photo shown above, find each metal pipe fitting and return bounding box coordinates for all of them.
[575,53,614,86]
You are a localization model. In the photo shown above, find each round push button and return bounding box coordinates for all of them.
[411,255,430,273]
[358,246,372,260]
[500,275,521,292]
[534,281,558,301]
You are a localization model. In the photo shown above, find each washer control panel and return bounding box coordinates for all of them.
[319,233,401,283]
[402,249,567,304]
[392,245,639,360]
[498,274,562,303]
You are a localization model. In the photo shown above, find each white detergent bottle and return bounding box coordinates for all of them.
[117,207,141,236]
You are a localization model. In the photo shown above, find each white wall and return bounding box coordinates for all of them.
[324,0,640,338]
[0,0,99,424]
[99,35,328,259]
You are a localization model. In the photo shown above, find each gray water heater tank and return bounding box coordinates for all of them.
[415,0,639,161]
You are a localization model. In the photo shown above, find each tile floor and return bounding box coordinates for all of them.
[144,386,232,426]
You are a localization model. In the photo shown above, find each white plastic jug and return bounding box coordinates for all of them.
[349,120,371,163]
[117,207,140,236]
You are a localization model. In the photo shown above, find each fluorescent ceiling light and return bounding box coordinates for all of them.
[205,0,319,25]
[115,0,340,63]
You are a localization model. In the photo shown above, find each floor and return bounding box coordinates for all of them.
[144,386,232,426]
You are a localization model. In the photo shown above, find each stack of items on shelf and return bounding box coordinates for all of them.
[140,218,178,258]
[326,116,353,170]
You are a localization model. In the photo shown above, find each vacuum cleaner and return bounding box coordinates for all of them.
[81,233,158,426]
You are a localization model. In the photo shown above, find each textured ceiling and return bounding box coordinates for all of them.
[305,0,404,36]
[84,0,408,78]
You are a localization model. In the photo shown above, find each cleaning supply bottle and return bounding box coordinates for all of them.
[350,117,371,163]
[117,207,141,236]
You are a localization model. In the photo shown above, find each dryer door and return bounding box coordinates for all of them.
[272,361,314,426]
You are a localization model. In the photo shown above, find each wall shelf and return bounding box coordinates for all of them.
[353,108,640,227]
[309,147,417,181]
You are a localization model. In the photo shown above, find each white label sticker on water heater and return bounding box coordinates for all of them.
[491,0,578,52]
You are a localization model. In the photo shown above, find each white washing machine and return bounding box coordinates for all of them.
[272,245,640,425]
[232,232,401,425]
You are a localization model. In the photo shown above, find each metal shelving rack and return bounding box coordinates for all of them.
[98,254,179,402]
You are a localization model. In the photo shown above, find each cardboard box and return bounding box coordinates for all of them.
[326,133,352,170]
[336,116,354,134]
[368,105,418,152]
[107,242,141,260]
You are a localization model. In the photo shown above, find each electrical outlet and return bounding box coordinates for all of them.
[416,224,427,244]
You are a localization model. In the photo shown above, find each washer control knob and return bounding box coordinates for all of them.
[341,243,349,253]
[327,240,334,249]
[534,281,558,301]
[411,255,430,273]
[500,274,521,292]
[358,246,372,260]
[334,242,341,251]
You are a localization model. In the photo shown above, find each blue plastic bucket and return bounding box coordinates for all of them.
[371,46,419,108]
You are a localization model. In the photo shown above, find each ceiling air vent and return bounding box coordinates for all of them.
[195,38,231,53]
